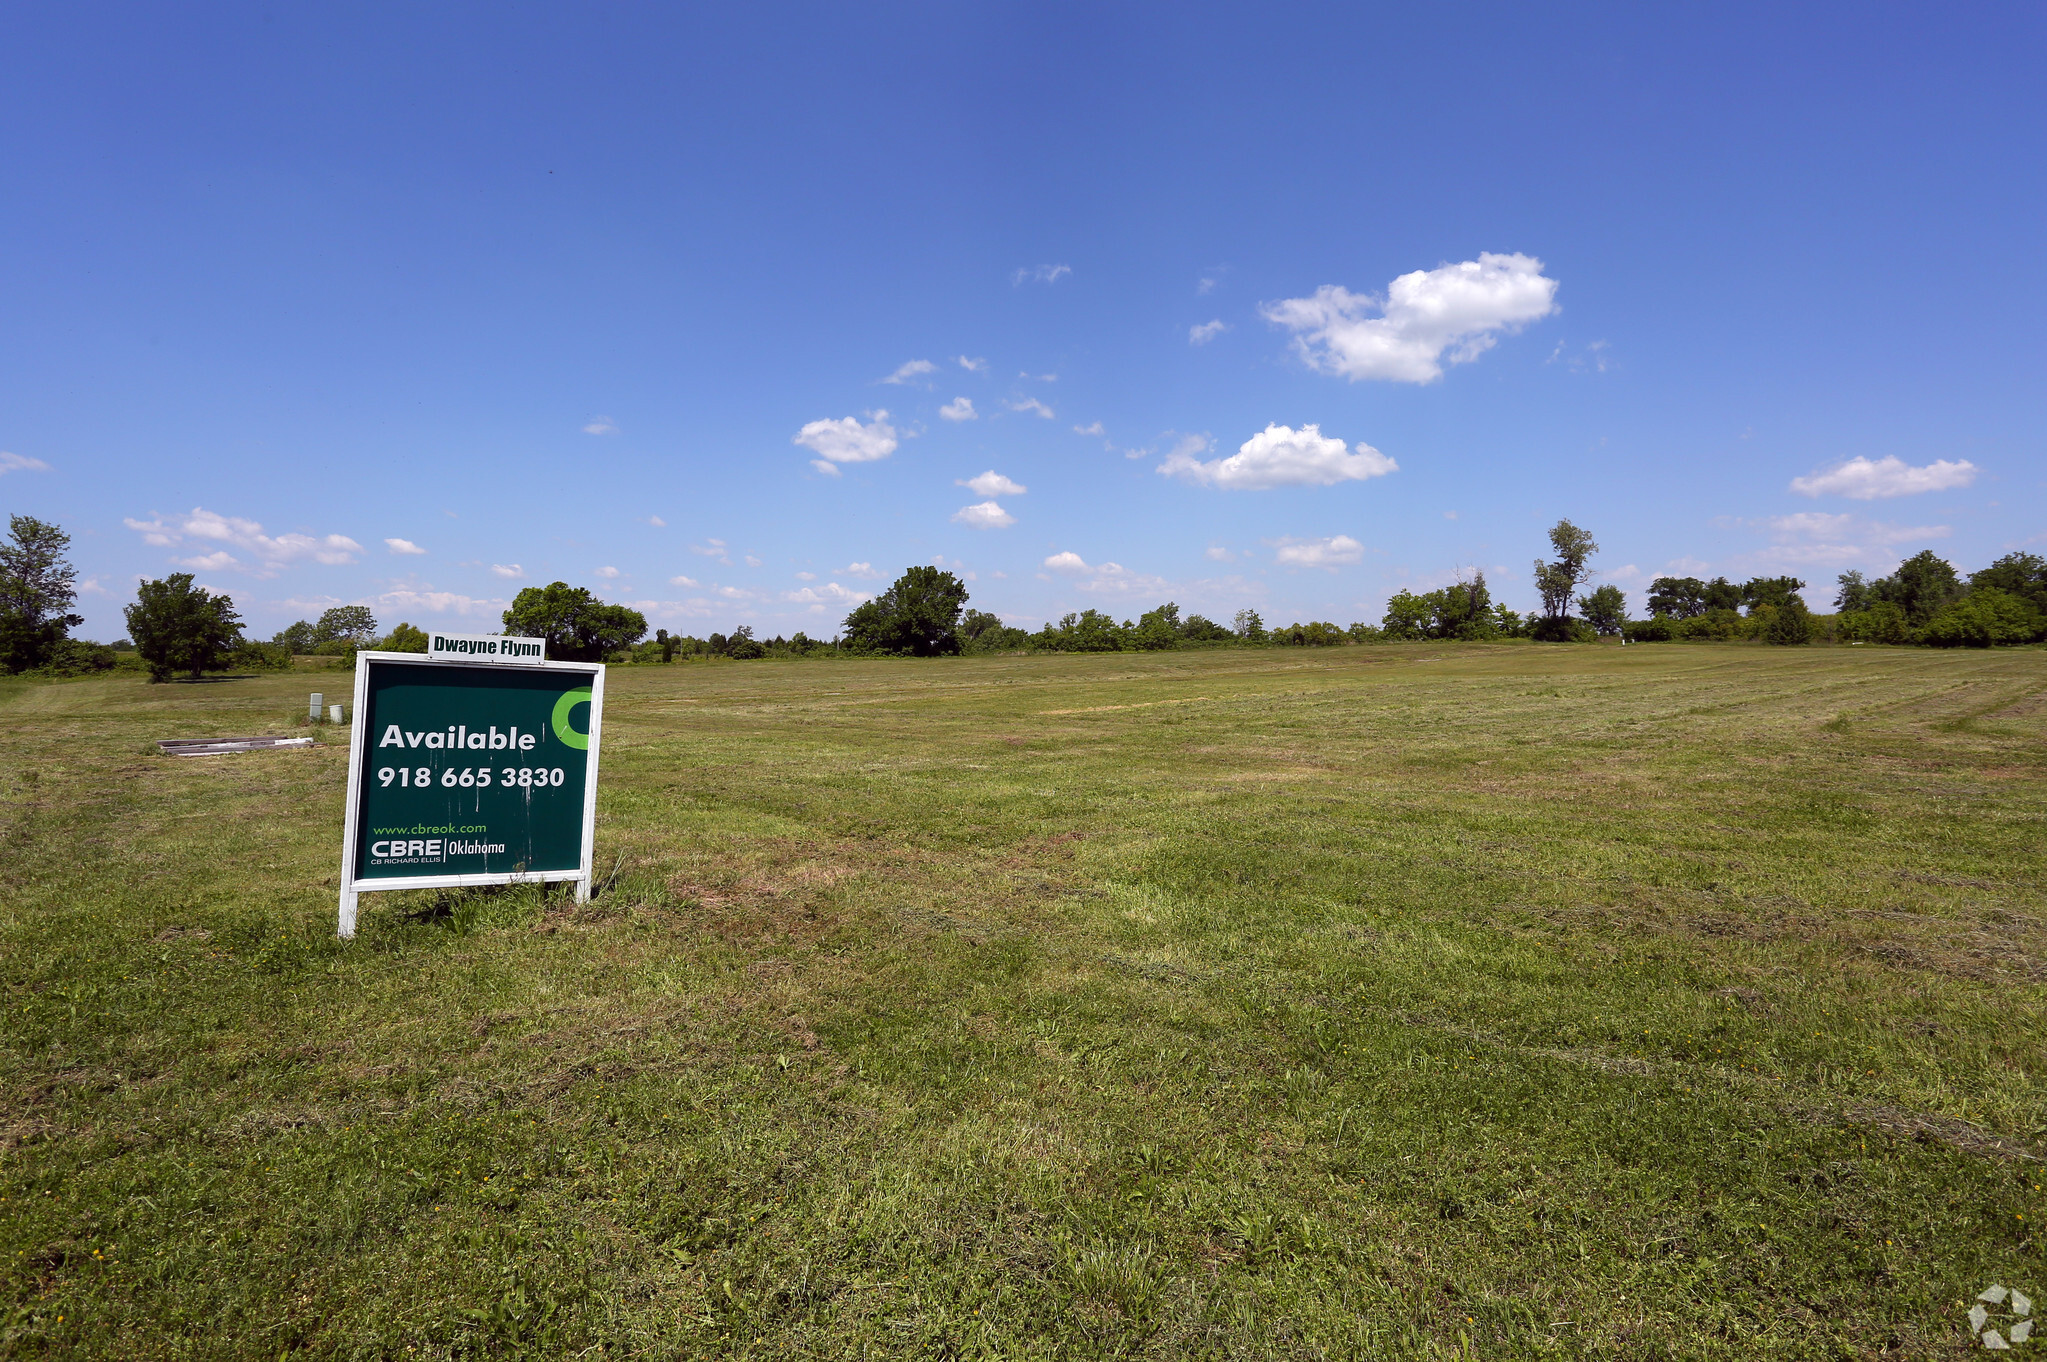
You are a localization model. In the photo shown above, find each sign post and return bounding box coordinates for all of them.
[337,634,604,938]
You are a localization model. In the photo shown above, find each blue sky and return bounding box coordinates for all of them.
[4,2,2042,641]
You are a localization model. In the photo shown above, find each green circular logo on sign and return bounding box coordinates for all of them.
[551,687,593,750]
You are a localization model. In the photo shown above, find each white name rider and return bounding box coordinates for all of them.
[426,632,546,664]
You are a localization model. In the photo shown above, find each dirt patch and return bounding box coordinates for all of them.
[1837,1104,2042,1162]
[152,925,213,942]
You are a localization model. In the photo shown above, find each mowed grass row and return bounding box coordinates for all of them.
[1,644,2042,1358]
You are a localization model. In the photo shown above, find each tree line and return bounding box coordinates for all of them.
[3,515,2039,681]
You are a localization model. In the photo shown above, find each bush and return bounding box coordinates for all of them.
[230,641,294,672]
[1274,621,1346,646]
[382,622,429,653]
[1761,597,1815,645]
[30,638,118,676]
[1918,588,2047,648]
[1531,616,1596,643]
[1623,616,1675,643]
[1681,608,1747,642]
[1837,601,1910,645]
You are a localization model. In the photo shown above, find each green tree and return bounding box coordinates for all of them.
[1433,572,1499,640]
[502,582,648,662]
[1133,603,1182,651]
[382,621,430,653]
[1701,577,1744,613]
[1761,595,1815,645]
[0,515,84,673]
[1869,550,1962,626]
[1577,584,1628,636]
[315,605,379,646]
[1833,570,1870,613]
[1274,621,1346,646]
[1968,552,2047,615]
[1179,613,1233,642]
[125,573,243,681]
[1231,608,1266,643]
[1646,576,1708,619]
[1380,591,1431,641]
[842,566,969,656]
[1740,577,1806,615]
[1918,588,2046,648]
[724,625,767,659]
[1838,600,1908,645]
[273,620,318,654]
[1532,519,1597,639]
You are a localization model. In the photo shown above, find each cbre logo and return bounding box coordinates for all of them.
[551,688,593,750]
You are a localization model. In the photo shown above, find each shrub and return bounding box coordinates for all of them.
[1531,615,1595,643]
[1918,588,2047,648]
[1623,616,1676,643]
[1761,597,1815,645]
[230,641,294,672]
[31,638,118,676]
[1275,621,1346,646]
[1837,601,1910,645]
[382,622,429,653]
[1680,608,1747,642]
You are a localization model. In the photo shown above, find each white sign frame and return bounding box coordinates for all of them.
[338,650,606,939]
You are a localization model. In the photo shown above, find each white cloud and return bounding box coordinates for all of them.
[1789,455,1978,500]
[1728,512,1953,571]
[78,576,112,597]
[1007,397,1055,419]
[843,561,880,579]
[1158,423,1398,490]
[940,396,978,422]
[385,538,427,556]
[490,564,525,579]
[1205,545,1234,562]
[1268,535,1366,568]
[1262,251,1559,383]
[1072,421,1104,437]
[811,459,842,477]
[646,515,666,527]
[690,539,732,563]
[595,565,622,579]
[583,416,619,435]
[1040,551,1165,595]
[124,507,364,577]
[1197,277,1217,295]
[784,582,872,611]
[882,359,937,385]
[795,571,817,581]
[669,574,699,587]
[952,501,1017,530]
[0,452,51,475]
[744,554,763,568]
[1189,319,1227,345]
[1012,264,1071,285]
[957,355,987,372]
[374,589,507,617]
[794,411,898,466]
[959,470,1026,497]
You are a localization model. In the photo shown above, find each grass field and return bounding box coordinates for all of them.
[2,643,2044,1358]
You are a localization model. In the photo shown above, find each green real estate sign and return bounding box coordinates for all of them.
[339,643,605,937]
